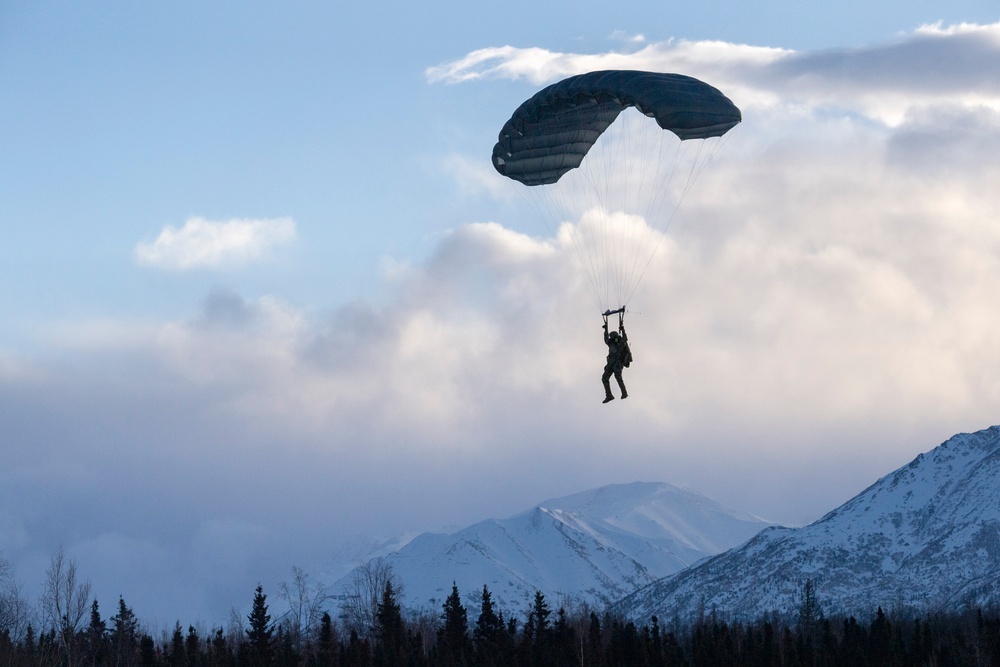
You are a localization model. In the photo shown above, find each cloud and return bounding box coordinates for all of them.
[135,216,296,270]
[426,22,1000,125]
[424,40,787,86]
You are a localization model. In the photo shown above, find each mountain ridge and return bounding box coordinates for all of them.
[331,480,773,614]
[615,425,1000,622]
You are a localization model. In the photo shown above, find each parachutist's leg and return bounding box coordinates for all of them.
[602,366,614,403]
[615,369,628,399]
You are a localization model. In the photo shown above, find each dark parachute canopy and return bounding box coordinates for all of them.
[492,70,741,186]
[490,70,741,312]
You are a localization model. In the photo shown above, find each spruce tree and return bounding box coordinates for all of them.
[438,583,469,666]
[585,613,602,666]
[86,600,107,667]
[473,585,502,645]
[472,586,506,667]
[316,612,338,667]
[245,585,273,667]
[373,581,405,667]
[551,608,576,667]
[209,628,234,667]
[870,606,891,666]
[797,579,823,633]
[185,627,201,667]
[110,596,139,667]
[169,622,186,667]
[529,590,551,643]
[139,635,157,667]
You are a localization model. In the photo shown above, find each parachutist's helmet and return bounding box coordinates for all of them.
[609,331,620,341]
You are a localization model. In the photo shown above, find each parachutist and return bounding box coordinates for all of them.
[602,313,632,404]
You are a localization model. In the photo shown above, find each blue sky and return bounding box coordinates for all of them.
[3,1,1000,628]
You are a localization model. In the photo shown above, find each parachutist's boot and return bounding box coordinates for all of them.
[603,378,614,403]
[603,394,615,404]
[617,378,628,400]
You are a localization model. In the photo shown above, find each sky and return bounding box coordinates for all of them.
[3,0,1000,629]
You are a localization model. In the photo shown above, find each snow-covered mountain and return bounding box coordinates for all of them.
[332,481,771,615]
[617,425,1000,623]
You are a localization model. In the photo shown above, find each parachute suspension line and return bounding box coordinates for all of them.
[614,110,640,309]
[491,70,742,317]
[577,153,614,309]
[583,108,658,312]
[594,109,619,310]
[508,171,606,314]
[621,138,707,308]
[621,112,677,309]
[620,128,735,308]
[553,104,621,312]
[507,104,612,313]
[564,104,616,311]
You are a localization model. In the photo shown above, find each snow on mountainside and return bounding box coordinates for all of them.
[617,425,1000,623]
[332,481,771,615]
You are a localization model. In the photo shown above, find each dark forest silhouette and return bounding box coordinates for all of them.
[1,552,999,666]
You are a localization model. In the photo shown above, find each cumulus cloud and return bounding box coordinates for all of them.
[135,216,296,270]
[426,20,1000,504]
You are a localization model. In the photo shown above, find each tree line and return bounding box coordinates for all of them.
[1,551,1000,666]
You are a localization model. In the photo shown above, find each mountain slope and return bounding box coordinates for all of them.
[332,481,771,614]
[617,425,1000,622]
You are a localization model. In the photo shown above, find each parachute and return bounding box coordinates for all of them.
[491,70,741,314]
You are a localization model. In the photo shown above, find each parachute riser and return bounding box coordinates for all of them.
[601,306,627,334]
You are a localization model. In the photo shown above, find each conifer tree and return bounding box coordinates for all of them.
[168,622,186,667]
[551,608,576,667]
[437,583,469,666]
[315,612,338,667]
[472,586,508,667]
[139,634,156,667]
[473,585,502,645]
[870,606,892,666]
[185,627,201,667]
[529,590,551,643]
[110,596,139,667]
[344,629,372,667]
[797,579,823,632]
[373,581,405,667]
[517,591,554,667]
[85,600,107,667]
[530,591,552,646]
[585,613,602,666]
[245,585,273,667]
[273,626,298,667]
[209,627,234,667]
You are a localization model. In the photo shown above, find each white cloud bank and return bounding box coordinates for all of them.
[135,216,296,270]
[426,21,1000,126]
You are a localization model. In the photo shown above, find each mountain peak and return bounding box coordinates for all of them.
[618,424,1000,622]
[332,480,772,615]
